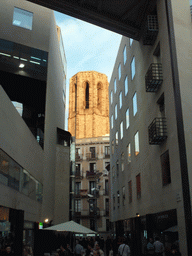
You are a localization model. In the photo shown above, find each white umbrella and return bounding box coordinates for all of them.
[43,220,96,234]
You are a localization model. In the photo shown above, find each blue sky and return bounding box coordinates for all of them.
[54,11,122,129]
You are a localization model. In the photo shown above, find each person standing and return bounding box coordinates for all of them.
[118,238,130,256]
[153,237,164,256]
[74,240,84,256]
[147,238,154,255]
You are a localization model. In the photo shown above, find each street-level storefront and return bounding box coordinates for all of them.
[115,209,179,256]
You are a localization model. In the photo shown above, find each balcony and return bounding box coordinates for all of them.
[143,15,159,45]
[86,170,101,179]
[148,117,167,145]
[103,189,109,196]
[74,189,88,198]
[86,152,97,161]
[104,153,110,159]
[75,170,83,179]
[75,153,83,161]
[145,63,163,92]
[105,210,109,216]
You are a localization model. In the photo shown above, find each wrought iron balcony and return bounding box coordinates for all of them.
[74,189,88,198]
[145,63,163,92]
[103,189,109,196]
[86,152,97,160]
[143,15,159,45]
[148,117,167,145]
[86,170,101,179]
[104,153,110,159]
[75,153,82,161]
[75,170,83,179]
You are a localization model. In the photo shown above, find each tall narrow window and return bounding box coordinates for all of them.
[110,91,113,104]
[75,182,81,194]
[111,115,114,129]
[75,199,81,212]
[118,63,121,80]
[122,186,125,206]
[115,104,118,120]
[116,160,119,176]
[126,108,129,129]
[131,57,135,80]
[114,78,117,93]
[123,46,127,65]
[127,143,131,163]
[136,174,141,199]
[120,121,123,139]
[119,92,122,109]
[113,195,115,210]
[97,83,102,108]
[124,76,128,96]
[121,152,124,172]
[116,131,118,146]
[161,150,171,186]
[117,190,120,207]
[133,92,137,116]
[128,181,132,203]
[130,38,133,46]
[112,140,114,154]
[134,131,139,156]
[85,82,89,109]
[112,166,115,179]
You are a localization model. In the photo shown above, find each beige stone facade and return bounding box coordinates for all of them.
[74,136,110,237]
[68,71,109,139]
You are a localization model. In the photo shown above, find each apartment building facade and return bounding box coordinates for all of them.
[109,0,192,255]
[0,0,70,254]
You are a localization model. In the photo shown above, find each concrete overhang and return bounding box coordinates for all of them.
[27,0,157,40]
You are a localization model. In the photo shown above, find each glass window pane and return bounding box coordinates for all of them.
[115,104,117,120]
[118,63,121,80]
[13,7,33,30]
[126,108,129,129]
[130,38,133,46]
[110,91,113,104]
[114,78,117,93]
[116,131,118,145]
[119,92,122,109]
[124,76,128,96]
[131,57,135,80]
[123,46,126,65]
[135,131,139,156]
[127,143,131,163]
[133,92,137,116]
[120,121,123,139]
[111,115,114,129]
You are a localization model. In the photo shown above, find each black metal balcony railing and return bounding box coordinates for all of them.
[145,63,163,92]
[143,15,159,45]
[86,152,97,160]
[148,117,167,145]
[75,171,83,179]
[104,153,110,158]
[75,153,82,161]
[103,189,109,196]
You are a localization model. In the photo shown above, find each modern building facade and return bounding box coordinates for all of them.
[109,1,192,255]
[68,71,111,237]
[0,0,70,254]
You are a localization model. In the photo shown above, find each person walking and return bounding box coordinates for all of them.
[153,237,164,256]
[118,238,130,256]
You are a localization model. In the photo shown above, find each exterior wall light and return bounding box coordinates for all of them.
[19,63,25,68]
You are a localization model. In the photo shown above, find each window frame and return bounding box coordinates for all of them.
[126,108,129,129]
[124,76,128,96]
[120,121,123,139]
[119,91,122,109]
[115,104,118,120]
[13,7,33,30]
[131,56,136,80]
[114,78,117,93]
[134,131,139,156]
[133,92,137,116]
[118,63,121,80]
[123,45,127,65]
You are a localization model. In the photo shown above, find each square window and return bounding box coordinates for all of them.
[119,92,122,109]
[118,63,121,80]
[114,78,117,93]
[134,131,139,156]
[133,92,137,116]
[131,57,135,80]
[115,104,117,120]
[123,46,127,65]
[13,7,33,30]
[120,121,123,139]
[124,76,128,96]
[126,108,129,129]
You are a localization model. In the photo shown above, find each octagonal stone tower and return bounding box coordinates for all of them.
[68,71,109,139]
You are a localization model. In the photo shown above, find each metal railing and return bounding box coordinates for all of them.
[145,63,163,92]
[143,15,159,45]
[148,117,167,145]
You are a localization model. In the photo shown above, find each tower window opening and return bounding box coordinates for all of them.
[85,82,89,109]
